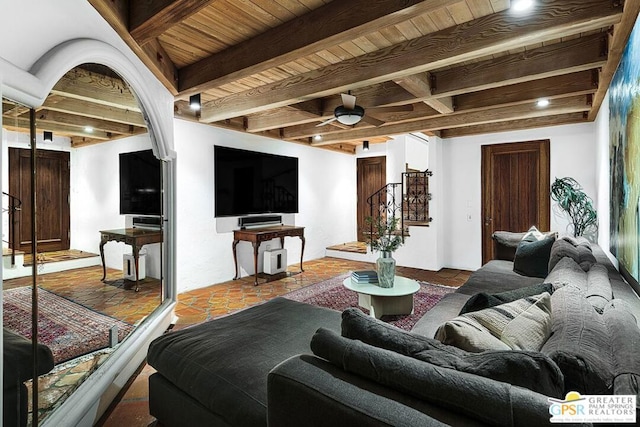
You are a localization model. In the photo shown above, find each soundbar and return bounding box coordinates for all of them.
[239,215,282,229]
[133,216,162,229]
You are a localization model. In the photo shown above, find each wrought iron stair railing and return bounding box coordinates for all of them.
[366,170,432,243]
[2,191,22,267]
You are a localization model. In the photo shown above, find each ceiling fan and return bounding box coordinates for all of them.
[316,93,413,127]
[317,93,364,127]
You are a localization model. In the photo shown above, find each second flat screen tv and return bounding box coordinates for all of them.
[214,146,299,217]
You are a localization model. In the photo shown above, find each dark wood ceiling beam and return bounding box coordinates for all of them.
[588,0,640,120]
[42,96,146,127]
[199,0,622,123]
[88,0,179,94]
[311,95,592,145]
[431,33,608,97]
[130,0,214,45]
[178,0,462,95]
[440,112,589,138]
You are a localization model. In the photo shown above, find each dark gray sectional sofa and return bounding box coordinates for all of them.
[147,234,640,426]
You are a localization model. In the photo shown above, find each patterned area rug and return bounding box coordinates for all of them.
[3,287,133,364]
[284,273,456,331]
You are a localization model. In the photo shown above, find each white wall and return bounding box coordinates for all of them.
[442,122,598,271]
[174,119,356,292]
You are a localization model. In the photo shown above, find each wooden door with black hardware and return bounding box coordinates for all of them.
[9,148,70,253]
[481,140,550,264]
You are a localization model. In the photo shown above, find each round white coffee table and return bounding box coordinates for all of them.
[343,276,420,319]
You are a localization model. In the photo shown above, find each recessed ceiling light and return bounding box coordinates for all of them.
[512,0,534,12]
[537,98,550,108]
[84,126,94,133]
[313,134,322,141]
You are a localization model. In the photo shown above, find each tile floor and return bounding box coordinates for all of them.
[96,256,471,427]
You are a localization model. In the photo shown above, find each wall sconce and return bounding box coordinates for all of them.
[190,94,201,111]
[43,131,53,142]
[363,140,369,151]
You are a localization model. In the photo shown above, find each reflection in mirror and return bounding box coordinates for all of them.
[2,64,165,425]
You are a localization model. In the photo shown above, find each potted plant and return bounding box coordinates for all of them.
[550,177,598,239]
[366,215,404,287]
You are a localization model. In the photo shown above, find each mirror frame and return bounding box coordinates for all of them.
[1,39,176,426]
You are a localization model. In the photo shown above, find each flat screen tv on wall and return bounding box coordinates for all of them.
[214,145,299,217]
[119,149,162,216]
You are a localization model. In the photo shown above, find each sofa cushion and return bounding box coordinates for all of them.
[456,259,543,296]
[311,327,552,427]
[540,285,614,395]
[341,308,564,397]
[147,297,341,427]
[545,256,587,290]
[513,234,555,278]
[548,238,596,272]
[492,231,526,261]
[459,282,555,315]
[585,264,613,313]
[603,302,640,400]
[435,292,552,352]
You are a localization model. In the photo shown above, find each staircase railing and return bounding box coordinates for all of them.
[366,170,432,243]
[2,191,22,266]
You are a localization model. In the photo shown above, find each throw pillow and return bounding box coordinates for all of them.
[311,327,552,427]
[513,235,555,278]
[540,285,614,395]
[341,308,565,397]
[459,282,555,315]
[548,238,596,272]
[435,292,552,352]
[522,225,545,241]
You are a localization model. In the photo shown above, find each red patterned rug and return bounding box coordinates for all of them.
[3,287,134,364]
[284,273,456,331]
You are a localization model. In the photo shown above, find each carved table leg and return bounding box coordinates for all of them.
[99,237,107,281]
[299,235,305,272]
[232,240,240,279]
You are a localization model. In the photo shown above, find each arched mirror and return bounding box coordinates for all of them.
[2,63,166,425]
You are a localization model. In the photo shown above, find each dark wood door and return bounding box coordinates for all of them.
[357,156,386,242]
[9,148,70,253]
[481,140,550,264]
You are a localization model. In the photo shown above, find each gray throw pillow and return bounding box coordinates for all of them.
[436,292,553,353]
[341,308,564,397]
[513,235,555,278]
[459,282,555,315]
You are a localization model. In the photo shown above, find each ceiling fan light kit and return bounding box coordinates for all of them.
[334,104,364,125]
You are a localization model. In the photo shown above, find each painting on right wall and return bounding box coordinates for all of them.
[610,15,640,285]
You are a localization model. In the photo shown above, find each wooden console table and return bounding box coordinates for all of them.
[233,225,305,286]
[99,228,163,291]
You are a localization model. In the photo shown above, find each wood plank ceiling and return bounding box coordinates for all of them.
[7,0,639,153]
